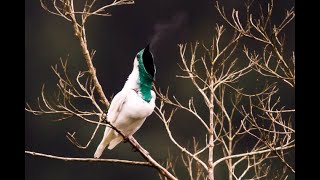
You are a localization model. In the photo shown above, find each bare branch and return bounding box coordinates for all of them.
[25,150,152,166]
[28,1,180,179]
[213,144,294,167]
[216,0,295,87]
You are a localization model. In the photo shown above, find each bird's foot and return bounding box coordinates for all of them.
[123,136,130,143]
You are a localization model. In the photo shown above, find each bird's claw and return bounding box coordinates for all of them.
[123,136,129,143]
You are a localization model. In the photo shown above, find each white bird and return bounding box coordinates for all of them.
[94,44,156,158]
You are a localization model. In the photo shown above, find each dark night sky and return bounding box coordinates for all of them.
[25,0,294,179]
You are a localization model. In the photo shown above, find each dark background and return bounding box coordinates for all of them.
[25,0,295,179]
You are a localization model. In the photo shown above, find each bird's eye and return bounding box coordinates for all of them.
[136,54,140,58]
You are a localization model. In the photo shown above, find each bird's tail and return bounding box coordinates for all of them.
[108,135,123,150]
[94,127,115,158]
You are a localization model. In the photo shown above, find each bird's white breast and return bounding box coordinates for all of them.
[111,89,156,136]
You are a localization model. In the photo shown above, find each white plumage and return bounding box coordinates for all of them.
[94,54,156,158]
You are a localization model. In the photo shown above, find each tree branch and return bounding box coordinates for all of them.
[212,144,295,167]
[25,150,152,167]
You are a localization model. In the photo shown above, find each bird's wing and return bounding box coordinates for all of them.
[94,90,127,159]
[107,90,127,123]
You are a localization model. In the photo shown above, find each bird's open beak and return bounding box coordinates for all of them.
[142,43,156,80]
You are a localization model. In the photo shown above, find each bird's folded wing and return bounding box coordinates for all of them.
[107,90,127,123]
